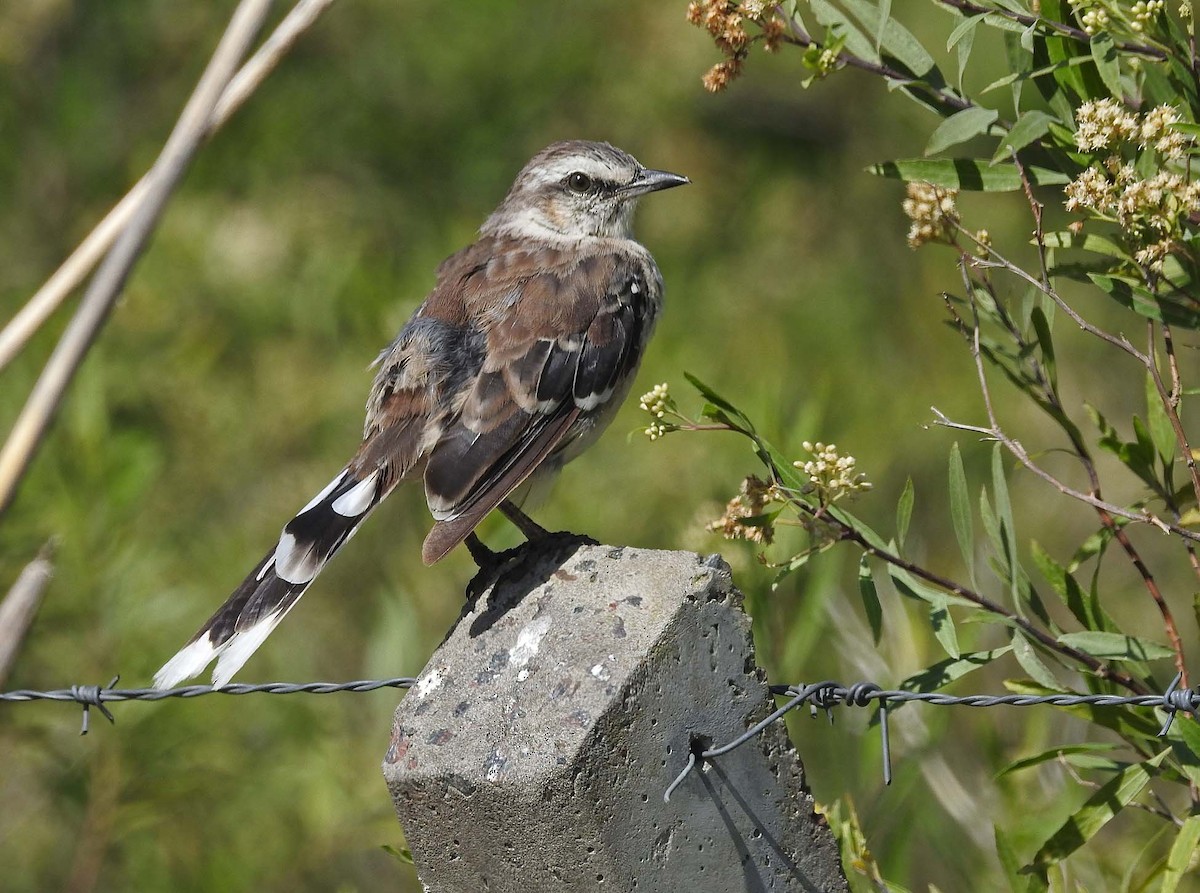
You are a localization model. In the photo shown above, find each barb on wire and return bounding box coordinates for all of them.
[0,676,416,735]
[664,676,1199,802]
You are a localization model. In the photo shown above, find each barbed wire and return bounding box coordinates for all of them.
[663,673,1199,801]
[0,676,416,733]
[3,671,1196,798]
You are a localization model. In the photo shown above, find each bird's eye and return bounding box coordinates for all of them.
[566,172,594,194]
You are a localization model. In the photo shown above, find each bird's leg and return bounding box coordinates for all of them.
[465,532,499,568]
[499,500,551,541]
[499,500,598,554]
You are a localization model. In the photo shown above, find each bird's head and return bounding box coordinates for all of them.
[482,140,689,241]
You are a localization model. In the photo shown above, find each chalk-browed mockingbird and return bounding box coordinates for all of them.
[153,140,688,688]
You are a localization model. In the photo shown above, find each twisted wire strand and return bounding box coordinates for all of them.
[1,677,417,734]
[664,673,1198,801]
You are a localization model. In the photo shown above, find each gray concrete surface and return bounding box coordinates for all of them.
[383,542,848,892]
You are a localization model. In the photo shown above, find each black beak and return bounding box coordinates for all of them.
[622,168,690,197]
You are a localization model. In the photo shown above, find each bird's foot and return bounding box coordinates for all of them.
[463,530,597,604]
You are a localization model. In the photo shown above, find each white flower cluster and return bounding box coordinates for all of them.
[639,382,676,441]
[1067,101,1198,270]
[1068,0,1166,33]
[1074,98,1139,151]
[1080,5,1111,33]
[1130,0,1165,29]
[795,441,872,504]
[639,382,671,418]
[1075,99,1189,160]
[902,181,960,249]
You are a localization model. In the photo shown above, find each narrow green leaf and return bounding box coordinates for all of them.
[1030,751,1168,869]
[895,477,914,550]
[1042,0,1106,102]
[980,487,1003,557]
[999,742,1118,777]
[992,110,1055,162]
[830,503,891,552]
[899,646,1009,693]
[1145,372,1176,465]
[381,844,415,864]
[888,564,977,608]
[948,443,975,582]
[1166,719,1200,788]
[925,106,999,156]
[991,444,1019,605]
[930,596,960,658]
[1061,753,1125,772]
[996,827,1042,893]
[981,54,1092,95]
[1002,28,1029,111]
[842,0,937,78]
[809,0,877,62]
[771,550,813,589]
[858,556,883,644]
[946,12,983,52]
[1056,631,1174,661]
[683,372,746,421]
[1041,230,1131,259]
[868,158,1069,191]
[1133,415,1159,475]
[1161,815,1200,893]
[1031,539,1111,632]
[1019,21,1035,52]
[874,0,891,53]
[1011,631,1063,690]
[1029,306,1057,395]
[1089,32,1121,98]
[1089,273,1200,329]
[1069,525,1113,572]
[947,14,983,91]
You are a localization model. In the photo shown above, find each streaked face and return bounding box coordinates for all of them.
[487,141,685,240]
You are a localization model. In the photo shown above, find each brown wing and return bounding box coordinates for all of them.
[419,240,656,564]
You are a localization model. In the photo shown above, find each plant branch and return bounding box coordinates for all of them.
[957,227,1150,365]
[0,0,339,374]
[0,0,275,518]
[934,0,1168,60]
[776,10,976,114]
[1012,162,1190,686]
[838,523,1148,694]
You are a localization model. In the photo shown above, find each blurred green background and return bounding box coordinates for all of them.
[1,2,1192,891]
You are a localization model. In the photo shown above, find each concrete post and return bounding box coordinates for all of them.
[383,543,848,892]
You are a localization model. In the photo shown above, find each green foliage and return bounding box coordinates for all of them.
[6,1,1200,891]
[682,0,1200,887]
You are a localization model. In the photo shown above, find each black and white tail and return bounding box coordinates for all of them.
[153,466,387,689]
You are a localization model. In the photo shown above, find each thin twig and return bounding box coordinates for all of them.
[957,227,1150,365]
[0,0,274,517]
[0,540,55,688]
[931,406,1189,537]
[0,0,339,373]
